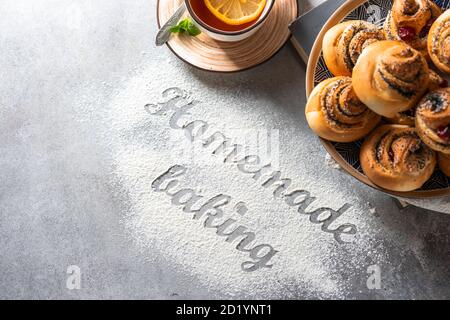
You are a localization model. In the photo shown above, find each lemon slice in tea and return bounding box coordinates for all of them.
[204,0,267,26]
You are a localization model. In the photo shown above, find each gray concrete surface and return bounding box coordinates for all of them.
[0,0,449,300]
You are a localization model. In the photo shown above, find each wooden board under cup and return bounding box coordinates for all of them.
[157,0,298,72]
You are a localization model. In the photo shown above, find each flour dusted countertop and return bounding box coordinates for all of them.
[0,0,449,299]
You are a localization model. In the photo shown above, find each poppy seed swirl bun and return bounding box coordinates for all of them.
[384,0,442,57]
[323,20,386,76]
[360,125,436,192]
[305,77,381,142]
[352,41,429,118]
[415,88,450,154]
[428,9,450,74]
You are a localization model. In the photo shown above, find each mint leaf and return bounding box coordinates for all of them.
[169,25,182,33]
[179,19,190,31]
[186,22,201,36]
[170,18,201,37]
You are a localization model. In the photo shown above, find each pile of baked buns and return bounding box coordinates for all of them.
[305,0,450,192]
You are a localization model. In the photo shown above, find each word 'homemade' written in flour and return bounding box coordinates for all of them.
[153,165,278,272]
[146,88,357,243]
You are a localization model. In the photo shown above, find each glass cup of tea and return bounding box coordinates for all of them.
[185,0,276,42]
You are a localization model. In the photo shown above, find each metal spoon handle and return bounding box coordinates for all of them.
[155,2,187,46]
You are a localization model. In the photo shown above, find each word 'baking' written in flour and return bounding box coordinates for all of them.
[153,165,278,272]
[146,88,357,243]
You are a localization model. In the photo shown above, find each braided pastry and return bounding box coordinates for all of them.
[360,124,436,191]
[428,9,450,74]
[384,0,442,57]
[305,77,381,142]
[323,20,386,76]
[415,88,450,154]
[353,40,429,117]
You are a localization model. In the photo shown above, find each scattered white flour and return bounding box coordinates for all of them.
[368,204,377,216]
[95,57,449,299]
[325,153,341,170]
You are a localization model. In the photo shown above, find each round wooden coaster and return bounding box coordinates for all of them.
[156,0,298,72]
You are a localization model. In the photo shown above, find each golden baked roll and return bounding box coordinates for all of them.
[353,40,429,118]
[360,124,436,192]
[305,77,381,142]
[415,88,450,154]
[384,0,442,57]
[428,9,450,74]
[438,152,450,176]
[323,20,385,76]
